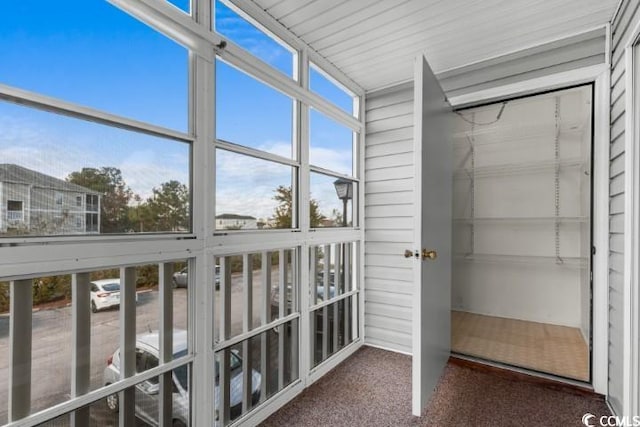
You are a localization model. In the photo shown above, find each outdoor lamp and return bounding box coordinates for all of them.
[333,178,353,226]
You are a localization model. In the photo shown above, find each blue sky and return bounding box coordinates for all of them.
[0,0,355,223]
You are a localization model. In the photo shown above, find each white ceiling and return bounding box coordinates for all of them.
[250,0,619,92]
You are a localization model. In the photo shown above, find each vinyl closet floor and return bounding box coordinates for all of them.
[452,310,589,381]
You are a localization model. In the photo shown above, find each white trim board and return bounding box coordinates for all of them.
[448,64,607,108]
[447,64,610,396]
[621,14,640,418]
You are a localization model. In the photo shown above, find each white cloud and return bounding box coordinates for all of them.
[118,149,189,201]
[215,142,354,221]
[1,112,353,222]
[309,146,352,176]
[0,111,189,201]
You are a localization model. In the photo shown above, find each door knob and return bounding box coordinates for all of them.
[404,249,415,258]
[422,249,437,260]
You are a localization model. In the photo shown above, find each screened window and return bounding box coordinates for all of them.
[215,149,296,230]
[0,101,191,237]
[309,109,354,176]
[216,60,294,158]
[309,242,358,367]
[0,261,191,424]
[310,172,355,228]
[310,64,355,116]
[0,2,188,131]
[214,0,295,77]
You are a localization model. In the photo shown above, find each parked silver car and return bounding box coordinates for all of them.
[172,266,221,289]
[103,329,261,425]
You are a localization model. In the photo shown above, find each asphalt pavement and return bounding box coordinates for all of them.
[0,268,291,426]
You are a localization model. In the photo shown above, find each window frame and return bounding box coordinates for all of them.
[0,86,195,243]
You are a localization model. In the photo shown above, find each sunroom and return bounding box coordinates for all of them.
[0,0,639,426]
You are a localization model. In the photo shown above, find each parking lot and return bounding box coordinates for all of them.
[0,267,294,426]
[0,287,187,426]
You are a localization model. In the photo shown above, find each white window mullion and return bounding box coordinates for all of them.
[278,249,286,318]
[242,253,254,412]
[9,279,32,422]
[192,47,216,427]
[322,244,330,360]
[344,244,351,343]
[220,256,232,341]
[297,47,311,384]
[158,262,174,427]
[333,244,341,350]
[0,84,193,145]
[71,273,91,427]
[260,251,272,402]
[291,251,300,379]
[278,250,286,390]
[288,248,299,379]
[357,91,366,342]
[219,347,231,425]
[323,245,331,302]
[119,266,137,427]
[306,246,315,373]
[242,254,254,332]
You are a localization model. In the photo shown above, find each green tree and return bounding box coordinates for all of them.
[271,185,325,228]
[330,208,343,226]
[138,180,189,232]
[67,167,133,233]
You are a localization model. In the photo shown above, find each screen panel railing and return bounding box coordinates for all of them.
[0,260,192,427]
[212,248,300,425]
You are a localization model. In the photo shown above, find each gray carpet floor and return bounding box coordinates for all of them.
[260,346,611,426]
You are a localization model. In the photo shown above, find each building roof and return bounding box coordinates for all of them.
[215,213,257,220]
[0,164,100,195]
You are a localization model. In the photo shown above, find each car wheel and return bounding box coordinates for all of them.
[105,392,119,412]
[173,420,186,427]
[91,300,98,313]
[172,278,178,289]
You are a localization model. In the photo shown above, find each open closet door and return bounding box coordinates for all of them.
[411,54,453,416]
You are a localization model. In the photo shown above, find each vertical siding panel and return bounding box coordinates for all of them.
[607,0,640,417]
[364,86,415,354]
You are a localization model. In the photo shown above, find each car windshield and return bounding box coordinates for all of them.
[214,351,242,380]
[174,349,188,390]
[102,283,120,292]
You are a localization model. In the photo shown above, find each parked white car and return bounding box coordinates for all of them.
[103,329,261,426]
[90,278,138,313]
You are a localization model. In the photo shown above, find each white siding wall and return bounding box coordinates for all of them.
[608,0,640,416]
[364,84,415,354]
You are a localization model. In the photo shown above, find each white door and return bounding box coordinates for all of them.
[411,54,453,416]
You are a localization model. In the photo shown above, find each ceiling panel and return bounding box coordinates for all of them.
[250,0,619,92]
